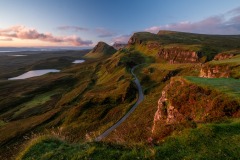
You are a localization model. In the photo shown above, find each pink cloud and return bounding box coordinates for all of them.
[57,26,89,31]
[111,34,131,44]
[95,28,116,37]
[145,11,240,35]
[0,25,92,46]
[0,37,12,41]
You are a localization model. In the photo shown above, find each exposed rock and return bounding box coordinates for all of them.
[128,32,160,45]
[158,48,200,63]
[128,36,142,45]
[112,42,127,50]
[147,42,161,51]
[214,53,235,61]
[199,65,230,78]
[151,77,240,137]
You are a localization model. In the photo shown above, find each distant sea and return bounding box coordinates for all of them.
[0,47,92,53]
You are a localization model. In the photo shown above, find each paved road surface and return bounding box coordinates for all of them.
[95,65,144,141]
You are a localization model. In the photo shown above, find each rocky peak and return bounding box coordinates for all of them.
[85,41,117,58]
[91,41,116,54]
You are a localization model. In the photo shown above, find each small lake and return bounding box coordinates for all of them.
[72,60,85,64]
[8,69,60,80]
[9,55,27,57]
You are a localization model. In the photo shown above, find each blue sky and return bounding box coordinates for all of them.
[0,0,240,47]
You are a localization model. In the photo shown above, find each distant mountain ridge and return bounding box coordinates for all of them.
[127,30,240,63]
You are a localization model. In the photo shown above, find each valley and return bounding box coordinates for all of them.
[0,31,240,159]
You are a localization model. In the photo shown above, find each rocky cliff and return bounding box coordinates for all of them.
[214,53,235,60]
[158,48,200,63]
[128,32,202,63]
[152,77,240,139]
[199,65,230,78]
[199,53,239,78]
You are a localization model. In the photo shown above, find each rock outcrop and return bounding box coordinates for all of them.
[214,53,235,61]
[158,48,200,63]
[199,65,230,78]
[152,77,240,139]
[128,32,201,63]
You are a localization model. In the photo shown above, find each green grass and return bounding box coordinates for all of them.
[186,76,240,98]
[0,120,6,127]
[154,118,240,159]
[12,91,58,118]
[18,118,240,160]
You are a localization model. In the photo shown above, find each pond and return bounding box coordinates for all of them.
[72,60,85,64]
[9,55,27,57]
[8,69,60,80]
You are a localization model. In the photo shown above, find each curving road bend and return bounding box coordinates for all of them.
[95,65,144,141]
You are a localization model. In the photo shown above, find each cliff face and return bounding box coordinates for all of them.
[199,53,236,78]
[158,48,200,63]
[152,77,240,139]
[199,65,230,78]
[128,33,201,63]
[214,53,235,60]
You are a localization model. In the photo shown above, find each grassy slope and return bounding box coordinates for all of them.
[84,42,116,58]
[104,62,201,143]
[18,118,240,160]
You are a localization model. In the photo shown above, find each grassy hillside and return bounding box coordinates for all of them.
[2,31,240,159]
[18,118,240,160]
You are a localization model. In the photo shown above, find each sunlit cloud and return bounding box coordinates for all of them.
[95,28,116,38]
[57,26,89,32]
[0,25,93,46]
[0,37,12,41]
[145,6,240,35]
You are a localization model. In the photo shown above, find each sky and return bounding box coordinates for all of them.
[0,0,240,47]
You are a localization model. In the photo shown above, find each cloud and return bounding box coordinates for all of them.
[95,28,116,37]
[57,26,89,32]
[111,34,131,44]
[145,7,240,35]
[0,25,92,46]
[0,37,12,41]
[228,6,240,15]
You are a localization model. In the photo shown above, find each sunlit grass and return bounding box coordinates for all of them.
[186,76,240,98]
[19,118,240,159]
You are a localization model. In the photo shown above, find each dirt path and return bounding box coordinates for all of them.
[95,65,144,141]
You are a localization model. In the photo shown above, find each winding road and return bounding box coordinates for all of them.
[95,65,144,141]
